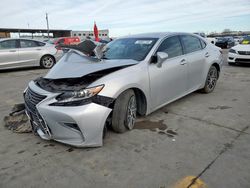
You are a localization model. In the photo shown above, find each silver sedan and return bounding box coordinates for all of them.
[24,32,223,147]
[0,38,63,70]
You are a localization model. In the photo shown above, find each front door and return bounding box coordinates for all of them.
[148,36,188,110]
[0,39,19,69]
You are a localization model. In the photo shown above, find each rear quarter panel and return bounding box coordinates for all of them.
[40,45,57,56]
[200,44,222,88]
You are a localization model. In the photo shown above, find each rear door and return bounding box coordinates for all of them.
[180,35,206,91]
[148,35,188,109]
[0,39,19,69]
[18,39,44,66]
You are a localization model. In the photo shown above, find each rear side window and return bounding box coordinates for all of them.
[157,36,183,58]
[181,35,202,54]
[0,40,17,49]
[20,40,39,48]
[37,42,46,46]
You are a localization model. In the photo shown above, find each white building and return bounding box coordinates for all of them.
[71,29,109,40]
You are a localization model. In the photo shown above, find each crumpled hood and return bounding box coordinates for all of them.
[45,51,138,79]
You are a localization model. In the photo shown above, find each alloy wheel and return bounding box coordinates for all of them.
[206,67,218,92]
[42,56,54,68]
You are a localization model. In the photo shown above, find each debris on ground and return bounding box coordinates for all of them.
[3,103,32,133]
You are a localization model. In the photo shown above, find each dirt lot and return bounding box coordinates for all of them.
[0,51,250,188]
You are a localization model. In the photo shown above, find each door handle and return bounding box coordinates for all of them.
[205,52,210,57]
[9,50,16,52]
[36,49,42,51]
[180,59,187,65]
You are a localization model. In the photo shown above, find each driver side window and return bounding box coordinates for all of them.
[157,36,183,59]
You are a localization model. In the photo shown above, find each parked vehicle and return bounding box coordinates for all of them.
[54,37,81,46]
[0,38,63,69]
[240,35,250,44]
[206,37,217,44]
[215,37,235,49]
[233,36,241,45]
[228,36,250,65]
[24,32,223,147]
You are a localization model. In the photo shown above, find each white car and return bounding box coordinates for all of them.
[0,38,63,70]
[228,37,250,65]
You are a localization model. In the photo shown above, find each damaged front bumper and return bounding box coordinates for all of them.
[24,81,112,147]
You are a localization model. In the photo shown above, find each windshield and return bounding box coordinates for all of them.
[103,38,158,61]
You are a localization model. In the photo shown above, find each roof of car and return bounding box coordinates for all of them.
[119,32,194,39]
[0,38,42,40]
[0,38,47,43]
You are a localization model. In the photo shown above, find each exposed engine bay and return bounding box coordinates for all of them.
[35,66,131,92]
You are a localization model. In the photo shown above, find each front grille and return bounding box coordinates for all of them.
[24,88,46,112]
[238,51,250,55]
[235,58,250,63]
[24,88,51,136]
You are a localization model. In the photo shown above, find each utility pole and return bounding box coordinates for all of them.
[46,13,50,38]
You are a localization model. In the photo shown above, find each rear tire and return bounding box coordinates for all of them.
[40,55,55,69]
[201,66,218,93]
[111,90,137,133]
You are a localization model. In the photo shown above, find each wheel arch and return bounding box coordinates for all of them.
[131,87,147,116]
[112,87,148,116]
[211,62,220,78]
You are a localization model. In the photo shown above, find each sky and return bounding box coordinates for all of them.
[0,0,250,37]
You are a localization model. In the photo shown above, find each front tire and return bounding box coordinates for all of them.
[40,55,55,69]
[201,65,218,93]
[111,90,137,133]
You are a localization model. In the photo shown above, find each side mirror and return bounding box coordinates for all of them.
[156,52,168,68]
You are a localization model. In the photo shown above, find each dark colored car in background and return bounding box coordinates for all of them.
[215,37,235,49]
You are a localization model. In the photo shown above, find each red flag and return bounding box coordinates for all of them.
[94,22,99,42]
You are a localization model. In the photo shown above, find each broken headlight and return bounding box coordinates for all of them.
[52,85,104,106]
